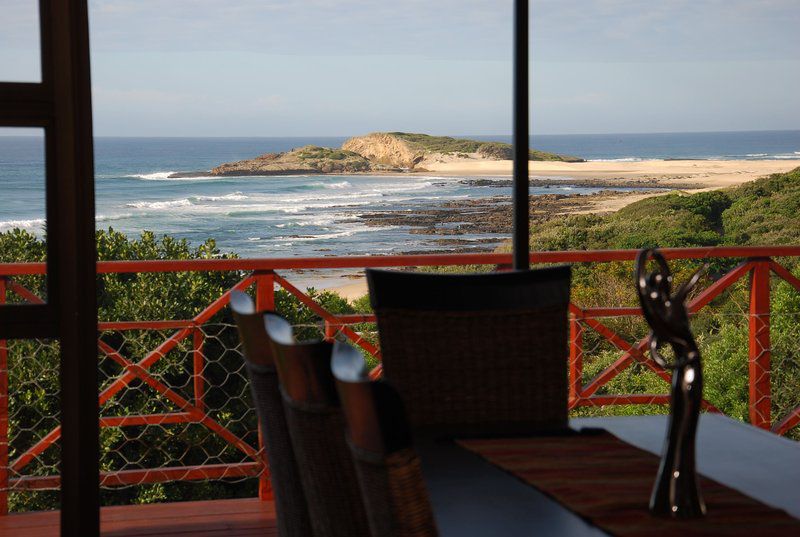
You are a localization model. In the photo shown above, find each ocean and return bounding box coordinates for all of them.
[2,130,799,260]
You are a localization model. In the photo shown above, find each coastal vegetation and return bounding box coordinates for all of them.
[209,144,372,176]
[414,167,800,435]
[200,131,583,177]
[524,167,800,433]
[0,228,362,511]
[527,167,800,251]
[3,167,799,512]
[384,132,583,162]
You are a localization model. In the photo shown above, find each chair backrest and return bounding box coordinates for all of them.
[229,291,312,537]
[265,313,371,537]
[367,266,572,436]
[332,341,438,537]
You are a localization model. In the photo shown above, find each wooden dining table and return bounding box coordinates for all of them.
[416,414,800,536]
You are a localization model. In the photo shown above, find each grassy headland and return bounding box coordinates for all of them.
[180,132,582,178]
[384,132,583,162]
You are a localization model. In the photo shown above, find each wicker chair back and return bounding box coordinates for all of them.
[332,341,438,537]
[265,313,370,537]
[366,266,572,436]
[230,291,312,537]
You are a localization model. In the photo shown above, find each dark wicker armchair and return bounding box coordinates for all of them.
[332,340,438,537]
[264,313,370,537]
[366,266,572,436]
[229,291,312,537]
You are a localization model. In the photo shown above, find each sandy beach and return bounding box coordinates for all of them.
[316,159,800,298]
[420,158,800,188]
[420,158,800,213]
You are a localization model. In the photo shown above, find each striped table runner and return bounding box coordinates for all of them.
[458,430,800,536]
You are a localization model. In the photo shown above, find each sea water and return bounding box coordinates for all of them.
[1,131,799,258]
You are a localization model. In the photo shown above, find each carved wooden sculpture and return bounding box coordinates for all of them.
[635,248,707,518]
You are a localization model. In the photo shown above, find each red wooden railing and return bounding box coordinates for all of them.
[1,246,800,514]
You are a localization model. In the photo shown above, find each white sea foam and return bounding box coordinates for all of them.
[322,181,352,189]
[126,199,193,209]
[193,192,249,202]
[274,229,360,243]
[296,216,340,226]
[0,218,46,232]
[128,171,218,181]
[129,171,177,180]
[97,213,133,222]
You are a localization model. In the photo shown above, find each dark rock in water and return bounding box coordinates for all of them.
[167,170,213,179]
[202,132,586,177]
[211,145,372,176]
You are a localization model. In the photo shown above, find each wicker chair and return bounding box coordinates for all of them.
[264,313,371,537]
[332,340,438,537]
[366,266,572,436]
[229,291,313,537]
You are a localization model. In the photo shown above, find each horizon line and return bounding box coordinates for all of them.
[2,128,800,138]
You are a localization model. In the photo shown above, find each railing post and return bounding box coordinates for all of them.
[0,277,8,515]
[254,271,275,501]
[192,327,205,412]
[323,321,336,342]
[255,270,275,312]
[569,314,583,408]
[748,260,771,429]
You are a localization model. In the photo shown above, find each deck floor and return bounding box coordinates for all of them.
[0,498,277,537]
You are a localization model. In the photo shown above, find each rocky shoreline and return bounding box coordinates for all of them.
[351,189,659,239]
[167,132,581,179]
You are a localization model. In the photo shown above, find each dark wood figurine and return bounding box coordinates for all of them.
[635,248,707,519]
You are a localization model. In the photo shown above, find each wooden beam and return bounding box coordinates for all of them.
[512,0,530,270]
[44,0,100,534]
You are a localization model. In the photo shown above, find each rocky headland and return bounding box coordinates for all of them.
[168,132,583,178]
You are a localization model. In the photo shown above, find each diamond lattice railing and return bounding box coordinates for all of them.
[1,247,800,514]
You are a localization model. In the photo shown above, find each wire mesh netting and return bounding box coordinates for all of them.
[5,339,60,512]
[569,271,800,440]
[97,324,259,484]
[3,265,800,514]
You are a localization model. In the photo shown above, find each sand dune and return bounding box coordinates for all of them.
[420,159,800,190]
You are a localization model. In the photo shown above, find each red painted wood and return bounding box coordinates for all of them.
[4,247,800,523]
[749,261,772,429]
[100,320,195,331]
[581,307,642,318]
[0,278,8,515]
[331,314,376,324]
[2,246,800,276]
[769,260,800,293]
[582,318,672,384]
[99,413,194,428]
[15,335,260,475]
[688,261,753,313]
[254,271,275,312]
[11,462,262,490]
[581,394,671,406]
[253,271,276,502]
[273,273,381,358]
[193,329,206,412]
[773,405,800,436]
[0,498,276,537]
[568,316,583,407]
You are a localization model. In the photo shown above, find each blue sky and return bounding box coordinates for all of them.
[2,1,800,136]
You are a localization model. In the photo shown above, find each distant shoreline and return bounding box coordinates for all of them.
[414,158,800,188]
[169,158,800,190]
[311,158,800,297]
